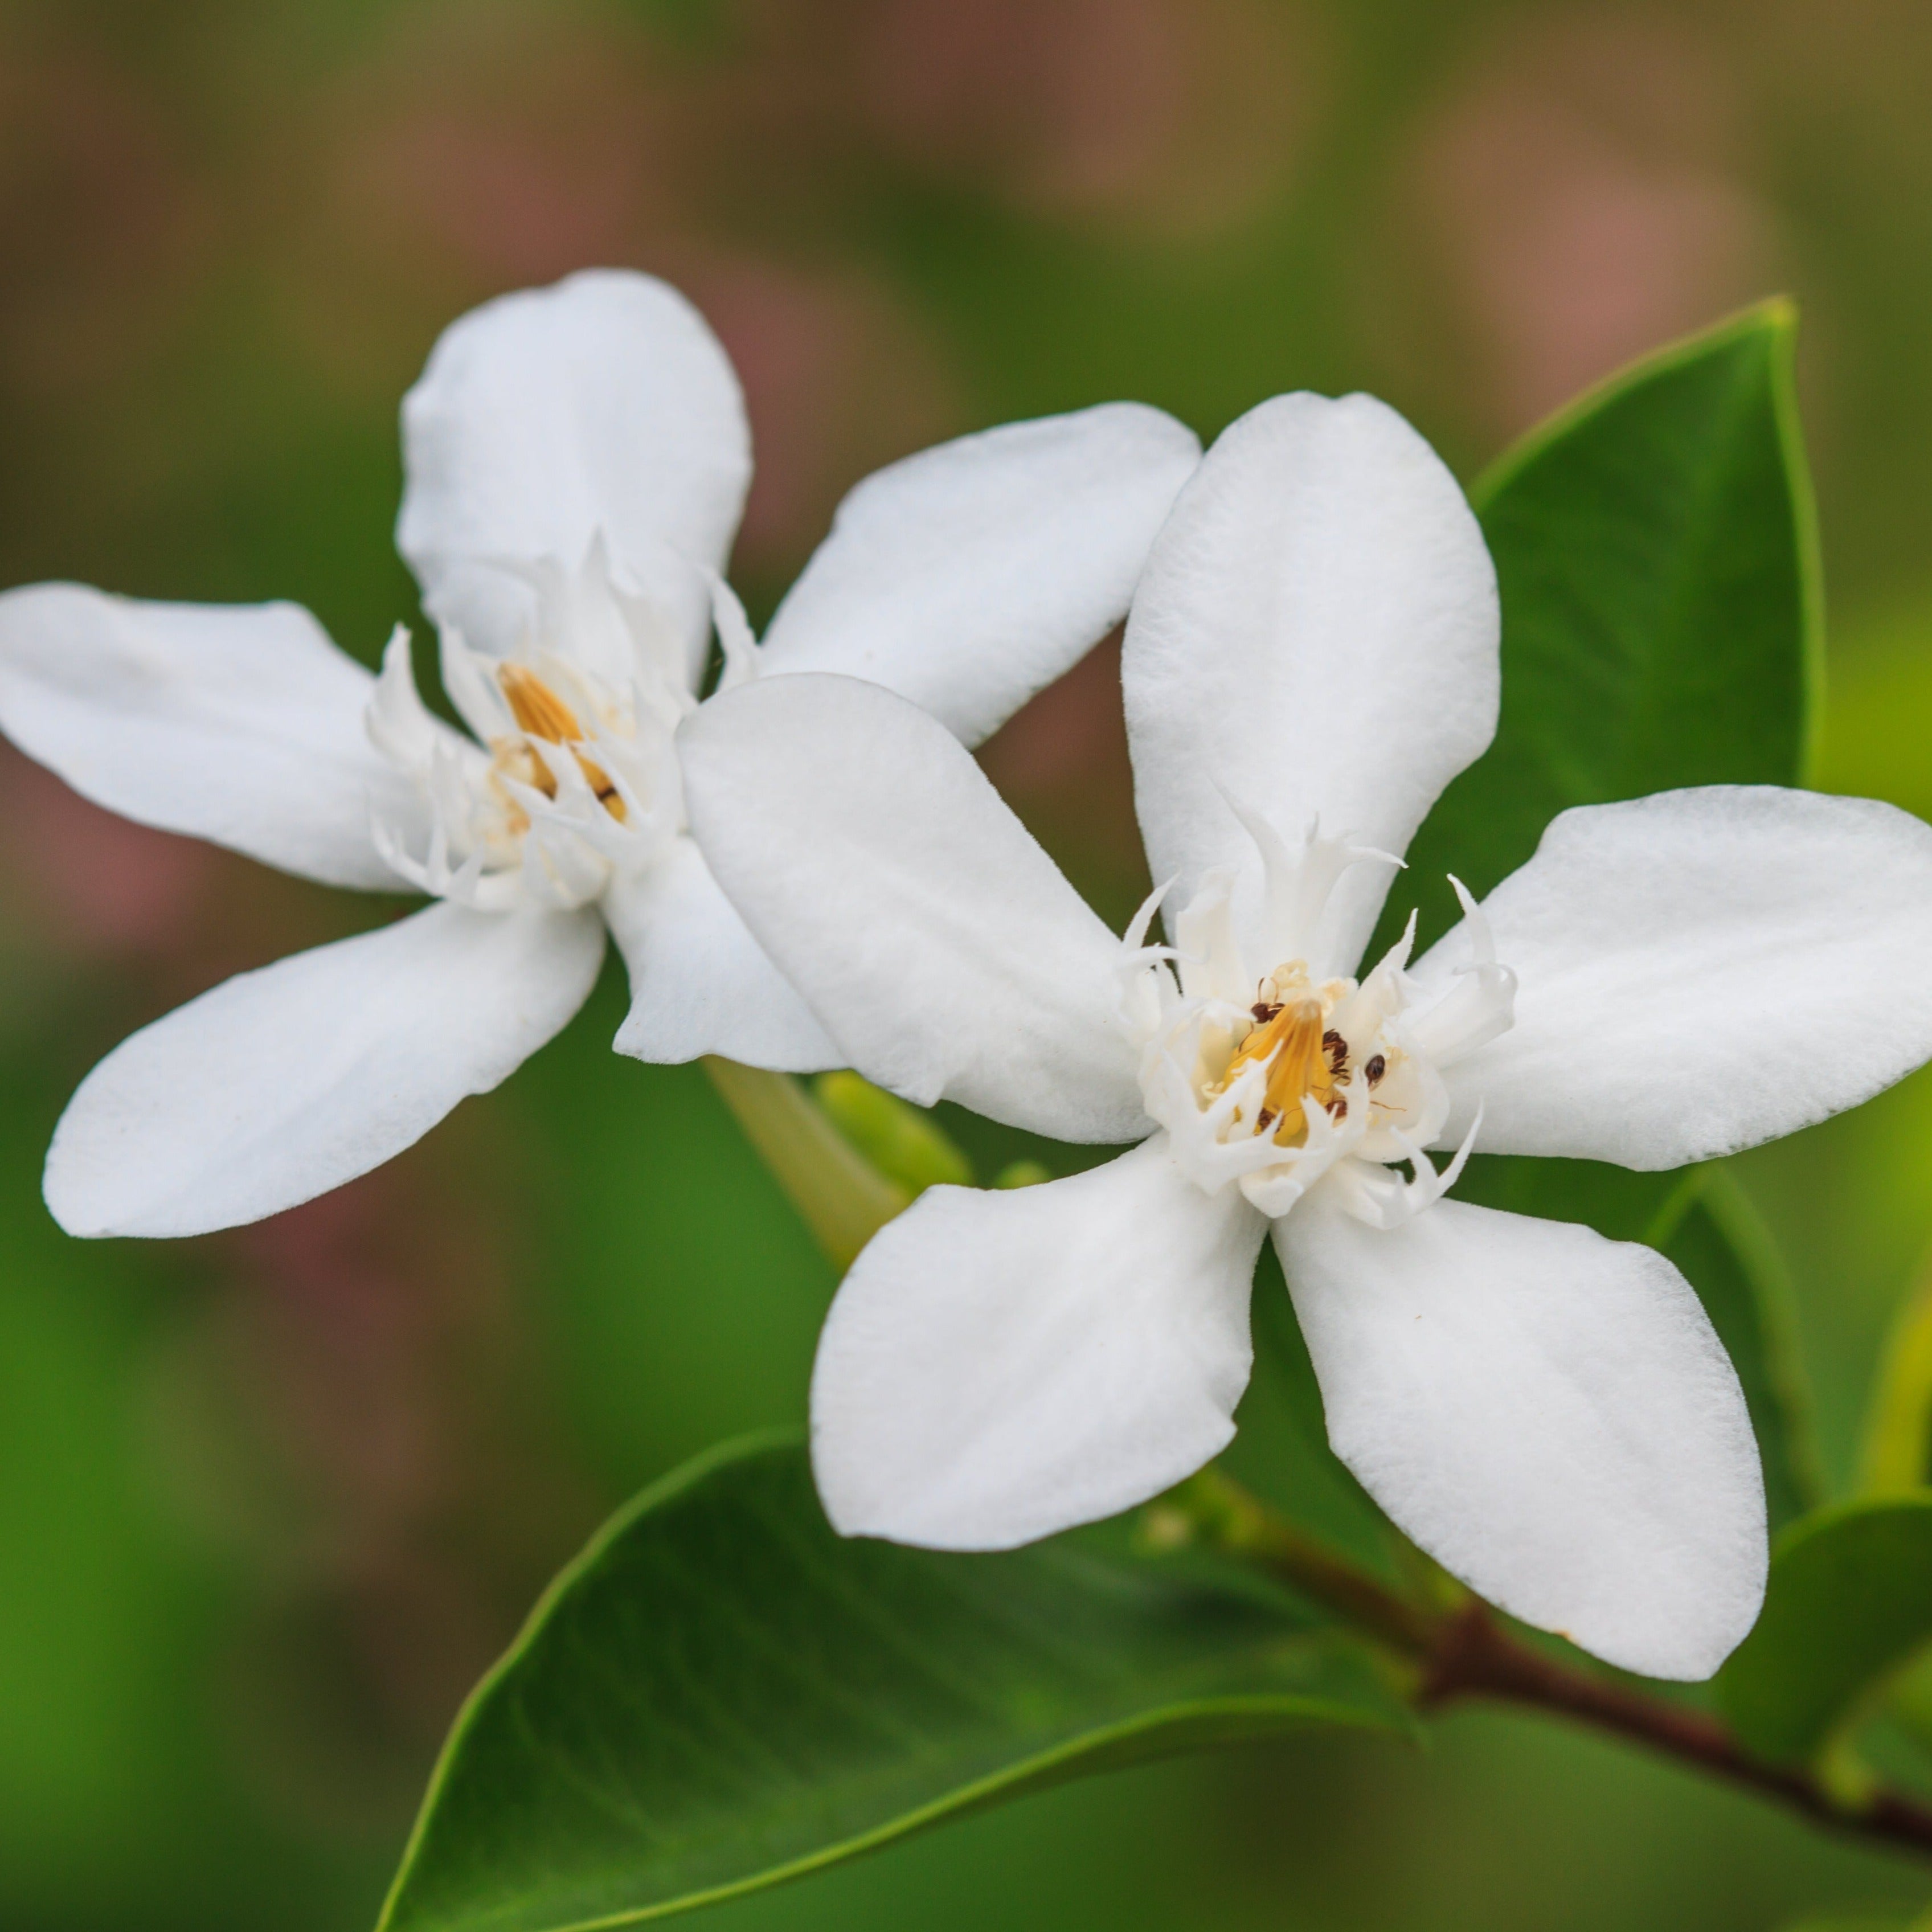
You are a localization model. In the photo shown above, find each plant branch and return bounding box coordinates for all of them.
[1419,1601,1932,1857]
[1173,1468,1932,1863]
[713,1083,1932,1860]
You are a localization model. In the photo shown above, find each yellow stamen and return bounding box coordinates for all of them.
[494,665,628,822]
[500,661,583,743]
[1221,996,1345,1145]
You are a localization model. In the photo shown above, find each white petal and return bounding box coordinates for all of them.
[758,404,1201,747]
[1278,1192,1766,1680]
[604,836,840,1073]
[0,583,424,890]
[1413,787,1932,1168]
[45,903,605,1237]
[680,673,1146,1141]
[1124,393,1499,976]
[813,1135,1266,1549]
[396,269,750,687]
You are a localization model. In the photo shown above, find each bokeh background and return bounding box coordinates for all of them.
[6,2,1932,1927]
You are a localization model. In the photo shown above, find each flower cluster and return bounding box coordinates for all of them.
[9,270,1932,1683]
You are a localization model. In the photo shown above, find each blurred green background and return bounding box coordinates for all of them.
[6,1,1932,1926]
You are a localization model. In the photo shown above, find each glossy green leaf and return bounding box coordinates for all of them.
[1718,1498,1932,1765]
[378,1436,1405,1932]
[1657,1171,1827,1531]
[1361,304,1827,1536]
[1386,298,1819,955]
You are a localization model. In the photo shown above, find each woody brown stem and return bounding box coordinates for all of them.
[1417,1600,1932,1856]
[1178,1468,1932,1861]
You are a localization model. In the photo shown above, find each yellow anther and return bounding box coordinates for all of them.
[499,662,583,744]
[1219,994,1346,1145]
[494,664,627,822]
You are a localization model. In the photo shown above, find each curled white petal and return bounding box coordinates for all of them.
[1319,1107,1483,1231]
[605,838,839,1071]
[398,268,750,687]
[680,673,1146,1141]
[703,567,762,694]
[1405,876,1517,1069]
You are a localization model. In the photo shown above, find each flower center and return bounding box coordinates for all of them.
[494,664,628,823]
[1220,978,1341,1141]
[1212,964,1395,1145]
[1120,822,1515,1226]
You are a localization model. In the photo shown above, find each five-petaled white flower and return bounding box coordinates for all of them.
[680,390,1932,1680]
[0,269,1200,1239]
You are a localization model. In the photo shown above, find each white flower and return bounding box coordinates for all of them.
[0,269,1201,1239]
[678,390,1932,1680]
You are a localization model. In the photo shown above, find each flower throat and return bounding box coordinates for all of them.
[1214,964,1387,1145]
[493,663,627,822]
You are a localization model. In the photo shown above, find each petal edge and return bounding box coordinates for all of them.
[760,403,1201,747]
[46,903,604,1237]
[1277,1190,1767,1680]
[813,1136,1266,1549]
[1417,787,1932,1168]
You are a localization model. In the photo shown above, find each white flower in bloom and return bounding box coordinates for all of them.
[0,269,1200,1238]
[680,391,1932,1680]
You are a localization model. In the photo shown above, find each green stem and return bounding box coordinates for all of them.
[702,1059,909,1271]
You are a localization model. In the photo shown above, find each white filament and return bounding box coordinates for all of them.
[1123,816,1517,1227]
[366,538,716,912]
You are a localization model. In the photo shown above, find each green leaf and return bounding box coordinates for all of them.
[1364,305,1828,1532]
[1718,1497,1932,1765]
[378,1436,1406,1932]
[1388,297,1819,952]
[1657,1170,1827,1532]
[1859,1262,1932,1495]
